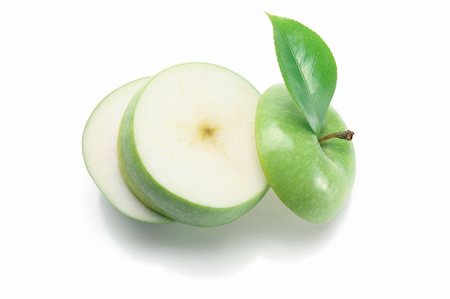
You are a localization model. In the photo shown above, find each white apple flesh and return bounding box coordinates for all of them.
[82,77,172,223]
[119,63,269,227]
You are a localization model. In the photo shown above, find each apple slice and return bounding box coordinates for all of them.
[119,63,269,227]
[82,77,172,223]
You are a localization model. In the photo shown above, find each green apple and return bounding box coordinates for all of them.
[82,77,172,223]
[119,63,269,227]
[255,84,355,223]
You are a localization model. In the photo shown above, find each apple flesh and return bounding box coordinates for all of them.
[255,84,355,223]
[119,63,269,227]
[82,77,172,223]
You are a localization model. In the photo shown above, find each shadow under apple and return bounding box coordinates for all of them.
[98,189,351,277]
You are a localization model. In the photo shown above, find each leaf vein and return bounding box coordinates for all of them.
[279,30,314,102]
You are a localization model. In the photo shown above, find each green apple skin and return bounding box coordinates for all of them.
[255,84,355,223]
[118,76,268,227]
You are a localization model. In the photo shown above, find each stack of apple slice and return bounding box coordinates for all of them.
[83,14,356,227]
[83,63,269,226]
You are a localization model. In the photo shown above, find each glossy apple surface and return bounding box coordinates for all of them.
[255,84,355,223]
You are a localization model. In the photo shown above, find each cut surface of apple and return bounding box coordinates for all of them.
[82,77,172,223]
[119,63,269,227]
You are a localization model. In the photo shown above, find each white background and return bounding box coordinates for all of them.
[1,1,449,298]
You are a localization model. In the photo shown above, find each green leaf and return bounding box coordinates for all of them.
[267,13,337,135]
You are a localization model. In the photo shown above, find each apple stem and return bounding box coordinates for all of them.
[319,130,354,143]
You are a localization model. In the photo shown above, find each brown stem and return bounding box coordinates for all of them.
[319,130,354,143]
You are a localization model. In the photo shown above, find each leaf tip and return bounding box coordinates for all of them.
[265,12,282,24]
